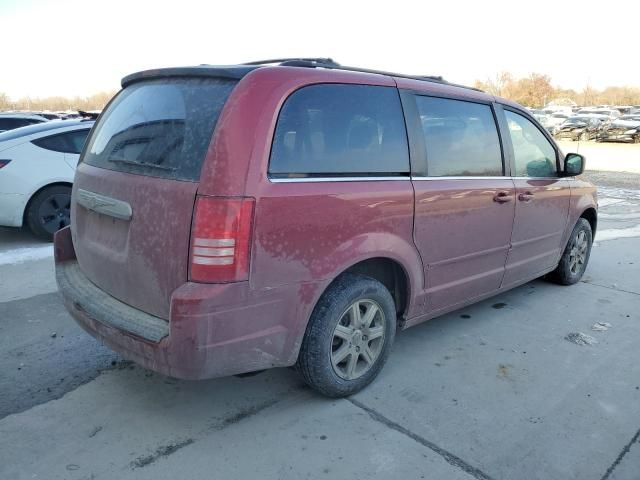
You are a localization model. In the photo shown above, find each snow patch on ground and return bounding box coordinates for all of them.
[598,186,640,201]
[596,224,640,242]
[0,246,53,266]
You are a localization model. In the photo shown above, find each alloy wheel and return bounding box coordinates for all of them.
[568,230,588,275]
[330,299,386,380]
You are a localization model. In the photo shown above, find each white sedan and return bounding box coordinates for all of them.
[0,120,94,240]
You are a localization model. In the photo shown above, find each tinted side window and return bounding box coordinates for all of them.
[269,84,409,176]
[32,133,69,153]
[505,110,557,177]
[416,96,503,177]
[0,118,32,130]
[31,135,68,152]
[64,129,91,154]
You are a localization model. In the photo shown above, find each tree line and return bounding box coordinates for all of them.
[2,73,639,112]
[473,72,640,108]
[0,91,116,112]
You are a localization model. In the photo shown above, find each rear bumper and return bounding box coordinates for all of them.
[0,192,27,227]
[54,226,310,379]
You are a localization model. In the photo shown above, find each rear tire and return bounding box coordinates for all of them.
[547,218,592,285]
[296,273,396,397]
[26,185,71,241]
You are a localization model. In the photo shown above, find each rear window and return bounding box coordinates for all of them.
[82,78,237,181]
[269,84,409,177]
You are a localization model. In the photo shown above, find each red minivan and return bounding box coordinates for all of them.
[55,59,597,397]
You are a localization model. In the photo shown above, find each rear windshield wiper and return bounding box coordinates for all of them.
[107,158,177,171]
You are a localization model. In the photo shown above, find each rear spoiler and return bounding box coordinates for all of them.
[121,66,258,88]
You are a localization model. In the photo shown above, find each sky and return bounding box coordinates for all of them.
[2,0,639,100]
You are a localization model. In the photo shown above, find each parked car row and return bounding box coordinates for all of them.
[529,106,640,144]
[596,114,640,143]
[0,110,99,132]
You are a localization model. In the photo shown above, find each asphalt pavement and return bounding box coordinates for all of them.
[1,162,639,480]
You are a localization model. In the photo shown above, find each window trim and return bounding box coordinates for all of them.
[498,104,561,178]
[268,175,411,183]
[267,83,411,179]
[401,91,508,178]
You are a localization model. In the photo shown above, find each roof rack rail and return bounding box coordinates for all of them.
[243,58,339,66]
[243,58,482,92]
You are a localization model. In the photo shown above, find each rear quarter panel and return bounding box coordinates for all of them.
[251,180,422,314]
[197,67,425,335]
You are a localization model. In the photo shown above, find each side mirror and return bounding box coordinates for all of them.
[564,153,585,176]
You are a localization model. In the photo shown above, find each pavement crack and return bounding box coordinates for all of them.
[600,427,640,480]
[207,398,280,432]
[581,280,640,297]
[130,438,195,469]
[128,397,283,470]
[347,398,495,480]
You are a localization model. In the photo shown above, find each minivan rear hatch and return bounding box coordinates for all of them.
[71,72,242,319]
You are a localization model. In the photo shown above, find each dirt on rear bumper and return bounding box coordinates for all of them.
[54,226,306,380]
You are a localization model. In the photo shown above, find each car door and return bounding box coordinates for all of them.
[499,107,570,288]
[405,93,516,314]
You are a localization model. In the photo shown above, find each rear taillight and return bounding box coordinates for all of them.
[0,160,11,169]
[189,196,255,283]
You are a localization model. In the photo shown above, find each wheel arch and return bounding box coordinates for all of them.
[310,256,413,327]
[343,257,410,320]
[580,207,597,238]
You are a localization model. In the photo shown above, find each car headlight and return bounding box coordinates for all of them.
[624,129,638,134]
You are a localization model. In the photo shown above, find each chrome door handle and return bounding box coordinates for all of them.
[518,192,534,202]
[493,191,512,203]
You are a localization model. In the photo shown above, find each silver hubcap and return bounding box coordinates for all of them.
[569,230,588,275]
[330,299,385,380]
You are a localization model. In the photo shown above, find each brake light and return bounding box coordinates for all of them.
[189,196,255,283]
[0,160,11,169]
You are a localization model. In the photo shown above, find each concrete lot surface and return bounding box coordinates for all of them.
[1,153,640,479]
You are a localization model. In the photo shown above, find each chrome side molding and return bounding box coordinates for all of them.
[76,189,132,221]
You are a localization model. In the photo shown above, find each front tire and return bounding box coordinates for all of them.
[26,185,71,241]
[296,273,396,397]
[548,218,592,285]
